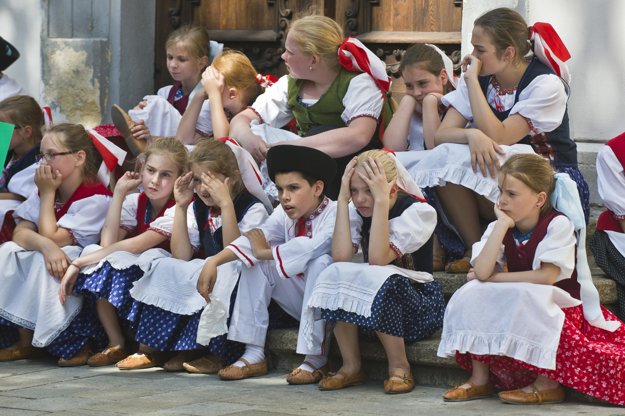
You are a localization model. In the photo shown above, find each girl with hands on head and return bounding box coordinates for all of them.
[118,139,270,373]
[305,149,444,394]
[0,123,114,366]
[424,7,587,274]
[177,50,270,144]
[57,138,187,367]
[439,153,625,406]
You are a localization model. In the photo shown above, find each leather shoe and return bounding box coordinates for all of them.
[164,352,199,372]
[117,352,165,370]
[318,370,367,390]
[0,344,41,361]
[287,364,329,385]
[111,104,146,156]
[443,382,494,401]
[58,346,90,367]
[87,345,128,367]
[183,355,225,374]
[218,358,268,380]
[446,257,471,274]
[498,384,565,405]
[384,372,415,394]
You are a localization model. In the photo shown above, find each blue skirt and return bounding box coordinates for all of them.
[321,276,445,342]
[127,283,244,364]
[73,261,145,321]
[0,300,106,359]
[423,187,465,261]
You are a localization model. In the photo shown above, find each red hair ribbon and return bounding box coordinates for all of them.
[338,37,391,95]
[529,22,571,83]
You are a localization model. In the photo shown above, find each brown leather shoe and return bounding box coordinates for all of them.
[116,352,165,370]
[0,344,41,361]
[87,345,128,367]
[318,370,367,391]
[111,104,146,156]
[183,355,225,374]
[58,346,90,367]
[287,364,329,385]
[443,382,494,401]
[218,358,268,380]
[163,352,199,372]
[384,372,415,394]
[445,257,471,274]
[498,384,565,405]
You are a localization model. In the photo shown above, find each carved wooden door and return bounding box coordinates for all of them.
[154,0,462,94]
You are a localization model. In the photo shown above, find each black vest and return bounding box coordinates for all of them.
[478,58,577,167]
[193,190,262,258]
[3,144,40,189]
[359,194,433,274]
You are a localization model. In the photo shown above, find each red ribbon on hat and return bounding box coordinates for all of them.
[529,22,571,82]
[87,131,119,172]
[338,37,391,95]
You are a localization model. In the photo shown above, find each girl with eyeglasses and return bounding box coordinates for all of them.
[0,123,113,366]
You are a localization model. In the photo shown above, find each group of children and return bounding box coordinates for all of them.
[0,6,624,408]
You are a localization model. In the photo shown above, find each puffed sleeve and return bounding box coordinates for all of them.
[7,163,37,198]
[249,75,293,128]
[119,193,140,232]
[194,100,213,136]
[149,204,200,249]
[12,190,41,223]
[341,73,384,124]
[441,76,473,121]
[271,202,337,278]
[156,85,172,100]
[227,207,287,268]
[510,74,567,133]
[57,195,112,247]
[533,215,576,282]
[237,202,269,233]
[389,202,437,256]
[596,145,625,217]
[470,221,505,272]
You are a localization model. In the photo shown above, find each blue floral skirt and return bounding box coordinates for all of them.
[321,276,444,342]
[0,300,106,359]
[74,262,145,321]
[127,283,243,364]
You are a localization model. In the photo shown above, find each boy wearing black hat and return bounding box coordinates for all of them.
[0,37,25,101]
[196,144,339,384]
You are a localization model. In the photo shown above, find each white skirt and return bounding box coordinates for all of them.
[0,242,83,347]
[129,257,241,316]
[437,279,581,370]
[396,143,535,202]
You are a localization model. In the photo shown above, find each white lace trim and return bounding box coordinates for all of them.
[414,165,499,202]
[436,329,560,370]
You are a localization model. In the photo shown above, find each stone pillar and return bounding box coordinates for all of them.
[44,0,155,125]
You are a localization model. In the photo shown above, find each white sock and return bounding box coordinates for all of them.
[298,354,327,372]
[233,344,265,367]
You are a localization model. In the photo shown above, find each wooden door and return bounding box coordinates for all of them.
[154,0,462,94]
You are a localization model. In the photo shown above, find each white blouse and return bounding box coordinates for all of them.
[348,200,436,256]
[471,215,576,282]
[14,192,111,247]
[442,74,567,134]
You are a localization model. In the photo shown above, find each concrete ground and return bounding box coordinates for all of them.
[0,360,623,416]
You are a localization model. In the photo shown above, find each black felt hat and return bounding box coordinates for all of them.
[267,145,337,187]
[0,37,20,72]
